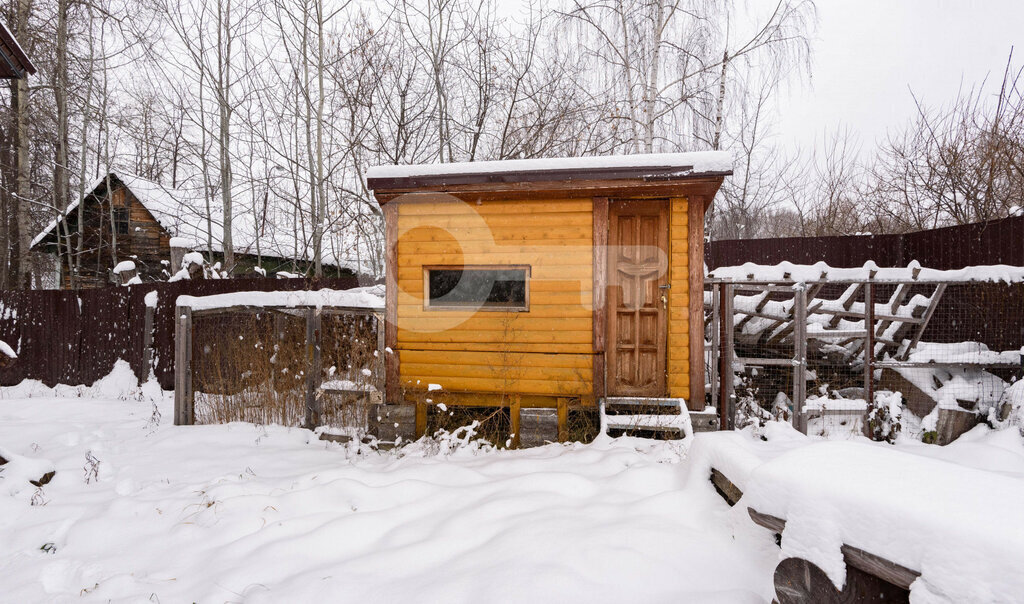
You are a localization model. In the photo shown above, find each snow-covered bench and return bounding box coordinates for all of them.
[697,433,1024,602]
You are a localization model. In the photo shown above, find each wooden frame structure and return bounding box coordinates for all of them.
[706,276,1021,434]
[174,302,384,427]
[367,154,731,439]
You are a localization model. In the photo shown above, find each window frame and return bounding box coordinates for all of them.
[422,264,531,312]
[113,207,130,236]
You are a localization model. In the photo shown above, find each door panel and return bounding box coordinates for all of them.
[607,200,669,397]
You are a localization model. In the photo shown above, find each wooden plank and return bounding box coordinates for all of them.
[593,196,608,401]
[400,349,592,368]
[397,329,592,344]
[396,342,594,354]
[511,396,521,448]
[400,362,588,382]
[398,199,593,215]
[415,401,427,438]
[397,225,593,243]
[710,468,742,506]
[397,250,593,267]
[902,283,947,359]
[397,317,591,332]
[398,213,592,229]
[371,175,727,204]
[399,305,592,319]
[557,398,568,442]
[385,202,399,404]
[398,239,593,255]
[748,508,921,591]
[719,283,735,430]
[400,375,591,396]
[142,303,154,378]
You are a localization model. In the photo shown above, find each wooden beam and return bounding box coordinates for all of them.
[371,177,727,204]
[687,195,705,411]
[384,202,400,404]
[592,196,609,402]
[748,508,921,591]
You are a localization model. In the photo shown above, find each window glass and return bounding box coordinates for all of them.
[426,266,529,310]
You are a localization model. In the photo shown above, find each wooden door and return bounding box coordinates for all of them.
[607,200,669,397]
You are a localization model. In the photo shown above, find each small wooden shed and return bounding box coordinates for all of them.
[366,152,730,438]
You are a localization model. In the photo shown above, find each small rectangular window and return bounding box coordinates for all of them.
[113,208,129,236]
[424,265,530,311]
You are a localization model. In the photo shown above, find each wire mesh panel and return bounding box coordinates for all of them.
[186,307,383,430]
[707,276,1024,442]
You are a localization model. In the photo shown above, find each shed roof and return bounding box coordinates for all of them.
[366,151,732,203]
[0,21,35,78]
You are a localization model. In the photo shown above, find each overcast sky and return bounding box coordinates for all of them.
[777,0,1024,153]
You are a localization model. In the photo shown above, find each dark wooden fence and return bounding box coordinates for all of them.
[0,277,362,389]
[706,215,1024,271]
[705,215,1024,351]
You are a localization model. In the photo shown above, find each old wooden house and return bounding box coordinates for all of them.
[366,152,731,442]
[32,172,362,288]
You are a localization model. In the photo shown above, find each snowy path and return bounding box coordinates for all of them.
[0,389,777,603]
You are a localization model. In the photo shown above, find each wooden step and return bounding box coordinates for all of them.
[602,397,685,409]
[599,397,693,438]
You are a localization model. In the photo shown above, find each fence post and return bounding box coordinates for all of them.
[304,307,322,429]
[792,285,808,434]
[710,282,720,417]
[863,281,875,404]
[142,303,155,379]
[719,281,735,430]
[374,310,385,401]
[173,305,193,425]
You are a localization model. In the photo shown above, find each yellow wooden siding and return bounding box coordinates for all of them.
[396,198,593,397]
[667,197,690,397]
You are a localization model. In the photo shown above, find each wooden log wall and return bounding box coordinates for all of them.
[395,198,594,398]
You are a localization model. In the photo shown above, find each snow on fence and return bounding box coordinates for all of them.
[173,288,385,430]
[706,263,1024,442]
[0,277,363,389]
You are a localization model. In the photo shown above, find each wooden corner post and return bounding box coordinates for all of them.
[592,196,609,403]
[173,305,193,425]
[687,195,706,411]
[384,202,400,405]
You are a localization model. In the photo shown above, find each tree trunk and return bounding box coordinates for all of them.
[12,0,32,288]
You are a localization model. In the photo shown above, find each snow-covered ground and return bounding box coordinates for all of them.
[2,364,1023,603]
[0,368,776,603]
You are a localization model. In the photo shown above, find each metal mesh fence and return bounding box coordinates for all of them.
[189,308,382,429]
[706,277,1024,442]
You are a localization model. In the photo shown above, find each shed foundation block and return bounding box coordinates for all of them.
[689,410,720,433]
[370,404,417,444]
[519,408,558,448]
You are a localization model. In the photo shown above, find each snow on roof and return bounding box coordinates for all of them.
[708,260,1024,284]
[176,286,384,311]
[0,339,16,359]
[366,151,733,182]
[31,172,374,274]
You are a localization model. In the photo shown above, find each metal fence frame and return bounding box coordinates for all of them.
[174,303,384,428]
[706,277,1022,434]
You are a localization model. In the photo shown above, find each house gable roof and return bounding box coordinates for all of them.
[30,172,373,274]
[0,21,35,78]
